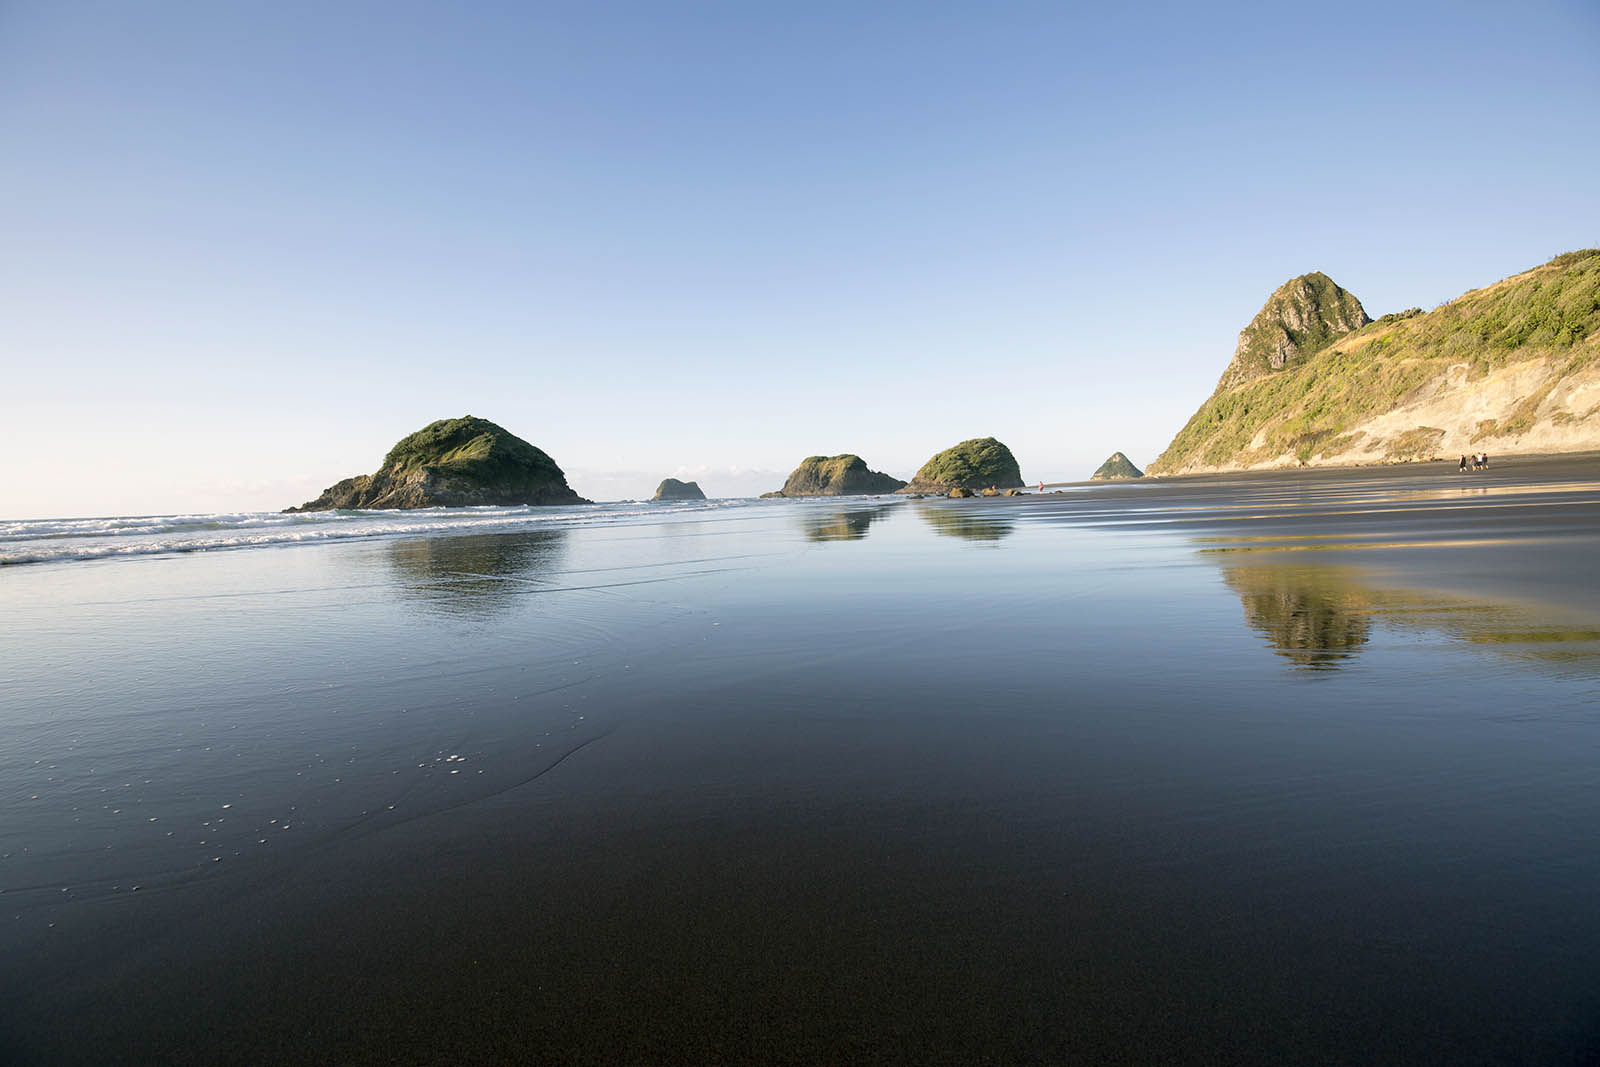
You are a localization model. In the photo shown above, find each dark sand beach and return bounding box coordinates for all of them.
[3,454,1599,1063]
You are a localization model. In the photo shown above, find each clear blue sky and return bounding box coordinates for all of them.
[3,0,1597,516]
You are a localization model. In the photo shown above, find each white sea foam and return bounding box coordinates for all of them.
[0,499,753,567]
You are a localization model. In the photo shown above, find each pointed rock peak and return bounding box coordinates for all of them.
[1090,452,1143,480]
[1218,272,1370,389]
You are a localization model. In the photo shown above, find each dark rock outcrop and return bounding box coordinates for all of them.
[770,455,907,497]
[652,478,706,501]
[898,437,1023,494]
[287,416,588,512]
[1090,452,1144,480]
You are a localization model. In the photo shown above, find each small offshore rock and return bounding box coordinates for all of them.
[652,478,706,501]
[1090,452,1145,480]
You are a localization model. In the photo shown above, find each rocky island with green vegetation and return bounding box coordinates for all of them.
[1148,250,1600,475]
[1091,452,1144,480]
[897,437,1023,495]
[287,416,589,511]
[761,454,907,497]
[652,478,706,501]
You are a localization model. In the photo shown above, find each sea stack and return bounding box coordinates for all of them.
[286,416,588,511]
[763,454,907,498]
[897,437,1023,494]
[1090,452,1144,480]
[652,478,707,501]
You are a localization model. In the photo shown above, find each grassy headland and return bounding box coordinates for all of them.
[1149,250,1600,474]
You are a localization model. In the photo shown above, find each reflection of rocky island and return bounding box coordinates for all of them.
[898,437,1023,495]
[763,454,907,497]
[652,478,706,501]
[386,530,568,616]
[1221,564,1372,670]
[915,504,1015,543]
[802,505,897,542]
[288,416,588,512]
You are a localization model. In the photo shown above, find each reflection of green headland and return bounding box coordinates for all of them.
[1217,559,1600,675]
[386,530,569,616]
[915,505,1015,544]
[1220,564,1372,670]
[802,505,897,542]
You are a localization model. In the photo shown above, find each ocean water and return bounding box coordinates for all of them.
[3,460,1600,1063]
[0,498,751,566]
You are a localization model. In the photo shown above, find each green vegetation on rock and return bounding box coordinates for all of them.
[1090,452,1144,480]
[772,454,907,497]
[1149,250,1600,474]
[1218,273,1371,389]
[652,478,706,501]
[287,416,588,511]
[899,437,1023,492]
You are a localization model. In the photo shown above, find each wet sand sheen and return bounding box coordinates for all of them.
[2,454,1599,1063]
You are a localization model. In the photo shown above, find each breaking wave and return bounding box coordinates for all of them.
[1,499,758,567]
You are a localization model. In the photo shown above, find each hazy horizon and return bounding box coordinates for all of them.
[4,1,1598,518]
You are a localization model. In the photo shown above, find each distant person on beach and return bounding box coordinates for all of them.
[1459,456,1468,472]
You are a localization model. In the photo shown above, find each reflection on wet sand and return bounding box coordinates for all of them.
[386,530,569,616]
[1220,564,1372,670]
[802,505,898,542]
[1217,559,1600,674]
[915,504,1015,543]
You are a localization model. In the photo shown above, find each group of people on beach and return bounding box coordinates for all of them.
[1458,452,1490,472]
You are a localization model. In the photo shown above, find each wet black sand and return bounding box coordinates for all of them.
[3,454,1599,1064]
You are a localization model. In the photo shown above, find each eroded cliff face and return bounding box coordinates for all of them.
[287,416,588,511]
[1149,251,1600,475]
